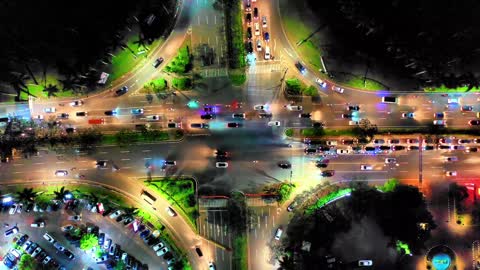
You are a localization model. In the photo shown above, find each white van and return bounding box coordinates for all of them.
[381,96,398,104]
[274,228,283,240]
[264,46,271,60]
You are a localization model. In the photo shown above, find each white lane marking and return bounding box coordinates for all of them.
[33,163,44,165]
[120,151,130,153]
[123,167,131,169]
[208,37,210,45]
[79,168,88,171]
[198,16,200,25]
[142,150,151,153]
[206,16,208,25]
[13,164,24,166]
[214,15,217,24]
[56,161,65,164]
[144,157,152,160]
[121,159,131,161]
[13,172,23,174]
[80,161,87,163]
[99,152,108,154]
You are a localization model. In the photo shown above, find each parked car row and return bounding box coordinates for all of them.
[12,233,69,270]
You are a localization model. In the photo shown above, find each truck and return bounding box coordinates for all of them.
[88,119,104,125]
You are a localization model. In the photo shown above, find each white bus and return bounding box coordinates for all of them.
[141,190,157,205]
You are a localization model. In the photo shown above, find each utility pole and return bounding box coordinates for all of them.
[419,136,423,186]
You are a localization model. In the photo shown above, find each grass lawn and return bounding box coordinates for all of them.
[145,178,198,228]
[280,2,323,69]
[424,85,480,92]
[22,74,75,100]
[323,129,355,136]
[232,234,248,270]
[109,36,163,82]
[228,68,246,86]
[345,77,386,91]
[102,129,183,145]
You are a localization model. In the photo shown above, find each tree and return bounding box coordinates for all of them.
[285,78,303,95]
[352,118,377,143]
[123,206,139,219]
[278,253,295,270]
[76,128,103,150]
[227,193,247,233]
[80,233,99,251]
[143,78,167,93]
[172,77,192,90]
[54,186,70,201]
[17,254,39,270]
[114,129,138,146]
[302,85,318,96]
[16,188,37,204]
[42,83,60,98]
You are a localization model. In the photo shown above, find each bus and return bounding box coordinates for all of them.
[88,118,104,125]
[141,190,157,205]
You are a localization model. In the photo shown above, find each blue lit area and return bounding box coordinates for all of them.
[208,120,227,131]
[187,100,200,109]
[432,253,451,270]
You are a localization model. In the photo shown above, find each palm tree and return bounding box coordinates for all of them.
[53,186,70,201]
[42,83,59,97]
[9,72,36,100]
[16,188,37,204]
[277,254,295,270]
[123,206,139,219]
[133,33,150,52]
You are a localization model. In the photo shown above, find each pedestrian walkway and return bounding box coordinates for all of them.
[248,61,284,74]
[198,68,228,78]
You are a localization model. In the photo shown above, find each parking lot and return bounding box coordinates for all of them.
[0,200,169,269]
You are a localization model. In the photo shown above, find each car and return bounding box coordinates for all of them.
[256,39,262,51]
[295,62,306,74]
[391,145,405,151]
[444,156,458,162]
[245,0,251,11]
[208,262,216,270]
[458,139,472,144]
[96,160,108,168]
[326,140,337,146]
[34,114,44,120]
[146,115,161,121]
[245,13,252,25]
[215,150,229,158]
[54,242,65,252]
[358,260,373,266]
[162,160,176,170]
[156,247,169,257]
[254,104,267,111]
[385,158,396,164]
[401,112,415,119]
[98,233,105,246]
[347,105,360,111]
[232,113,246,119]
[165,206,177,217]
[4,227,19,237]
[3,256,15,268]
[69,100,83,107]
[55,170,68,176]
[360,165,373,170]
[32,247,42,258]
[342,139,356,145]
[434,112,445,118]
[200,113,215,120]
[450,145,465,151]
[246,41,253,53]
[57,113,69,119]
[26,243,38,254]
[190,123,209,129]
[75,111,87,117]
[108,244,116,256]
[140,229,151,239]
[274,228,283,240]
[246,27,252,39]
[382,96,398,103]
[167,122,181,129]
[446,171,457,177]
[278,162,291,169]
[341,113,353,119]
[285,104,303,111]
[44,107,56,113]
[259,113,273,118]
[349,120,360,126]
[115,86,128,96]
[9,204,18,215]
[109,210,124,219]
[373,139,385,144]
[304,148,317,155]
[104,110,117,116]
[17,234,29,246]
[216,162,228,168]
[461,105,473,111]
[408,145,419,150]
[63,249,75,260]
[466,147,478,153]
[31,221,45,228]
[332,86,344,93]
[336,149,350,154]
[22,240,32,251]
[65,127,76,134]
[103,239,112,250]
[253,7,258,19]
[61,225,75,232]
[388,139,400,144]
[227,122,240,128]
[437,145,450,150]
[68,215,81,221]
[433,120,446,126]
[95,255,108,264]
[299,113,311,118]
[287,201,298,212]
[407,139,419,144]
[315,78,327,88]
[153,242,165,251]
[267,121,281,126]
[131,108,144,115]
[469,120,480,126]
[153,57,164,68]
[43,233,55,243]
[254,23,260,36]
[261,15,267,28]
[264,32,270,41]
[321,170,335,177]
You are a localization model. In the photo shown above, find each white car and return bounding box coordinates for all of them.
[349,120,360,126]
[68,215,82,221]
[433,120,446,126]
[315,78,327,88]
[360,165,373,170]
[285,104,303,111]
[262,16,267,27]
[209,262,216,270]
[256,39,262,52]
[267,121,280,127]
[42,256,52,265]
[44,107,56,113]
[9,204,18,215]
[54,242,65,252]
[254,104,267,111]
[31,221,45,228]
[55,170,68,176]
[254,23,260,36]
[43,233,55,243]
[216,162,228,168]
[146,115,161,121]
[336,149,350,154]
[385,158,396,164]
[332,86,344,93]
[326,141,337,146]
[444,156,458,162]
[156,247,169,257]
[31,247,42,258]
[152,242,165,251]
[109,210,124,219]
[274,228,283,240]
[446,171,457,177]
[69,100,83,107]
[358,260,373,266]
[61,225,75,232]
[166,207,177,217]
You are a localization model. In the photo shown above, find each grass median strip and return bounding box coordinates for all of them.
[145,178,198,229]
[232,234,248,270]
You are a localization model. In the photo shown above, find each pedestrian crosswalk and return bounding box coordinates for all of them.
[199,68,229,78]
[248,61,284,74]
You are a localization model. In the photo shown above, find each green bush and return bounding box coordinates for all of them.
[232,234,248,270]
[165,46,192,74]
[229,70,246,86]
[115,129,138,146]
[224,0,246,68]
[285,128,294,137]
[305,188,352,215]
[172,77,192,90]
[302,85,318,96]
[144,78,167,93]
[278,183,295,203]
[80,233,98,251]
[285,78,303,94]
[301,128,324,137]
